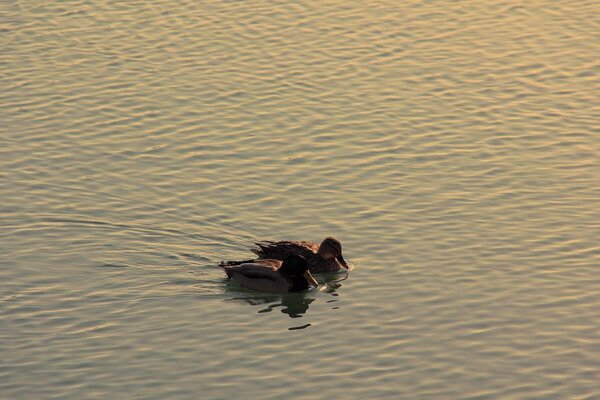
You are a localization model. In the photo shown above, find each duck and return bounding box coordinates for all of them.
[223,237,349,273]
[220,254,319,293]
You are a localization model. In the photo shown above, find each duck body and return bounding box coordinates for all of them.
[252,237,348,273]
[220,255,318,293]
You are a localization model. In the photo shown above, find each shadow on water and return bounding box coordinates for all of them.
[227,292,315,318]
[224,273,349,330]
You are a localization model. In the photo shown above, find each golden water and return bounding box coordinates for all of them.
[2,1,599,398]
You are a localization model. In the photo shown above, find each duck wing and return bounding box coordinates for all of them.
[221,261,289,293]
[221,260,279,276]
[219,258,280,268]
[252,240,318,261]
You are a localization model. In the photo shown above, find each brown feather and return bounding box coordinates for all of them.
[251,240,343,273]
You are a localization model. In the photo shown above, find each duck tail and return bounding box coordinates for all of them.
[252,241,275,257]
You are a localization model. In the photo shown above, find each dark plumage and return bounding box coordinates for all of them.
[220,254,318,293]
[222,237,349,273]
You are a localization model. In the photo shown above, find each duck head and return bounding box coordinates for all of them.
[317,237,348,268]
[279,254,319,289]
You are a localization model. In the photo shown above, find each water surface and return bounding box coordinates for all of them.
[2,1,599,399]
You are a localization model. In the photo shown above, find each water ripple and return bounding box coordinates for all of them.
[2,0,599,399]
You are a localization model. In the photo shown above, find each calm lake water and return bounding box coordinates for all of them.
[2,1,599,398]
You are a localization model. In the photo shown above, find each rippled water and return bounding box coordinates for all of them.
[2,1,599,398]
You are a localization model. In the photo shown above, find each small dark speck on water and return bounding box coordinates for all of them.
[288,323,312,331]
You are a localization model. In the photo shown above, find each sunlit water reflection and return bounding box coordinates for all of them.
[2,0,599,399]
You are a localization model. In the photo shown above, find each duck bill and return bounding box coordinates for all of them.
[303,270,319,287]
[337,255,349,269]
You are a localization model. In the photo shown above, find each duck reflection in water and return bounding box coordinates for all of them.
[225,273,348,319]
[258,294,315,318]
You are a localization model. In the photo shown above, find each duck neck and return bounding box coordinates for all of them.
[288,276,309,292]
[316,250,330,262]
